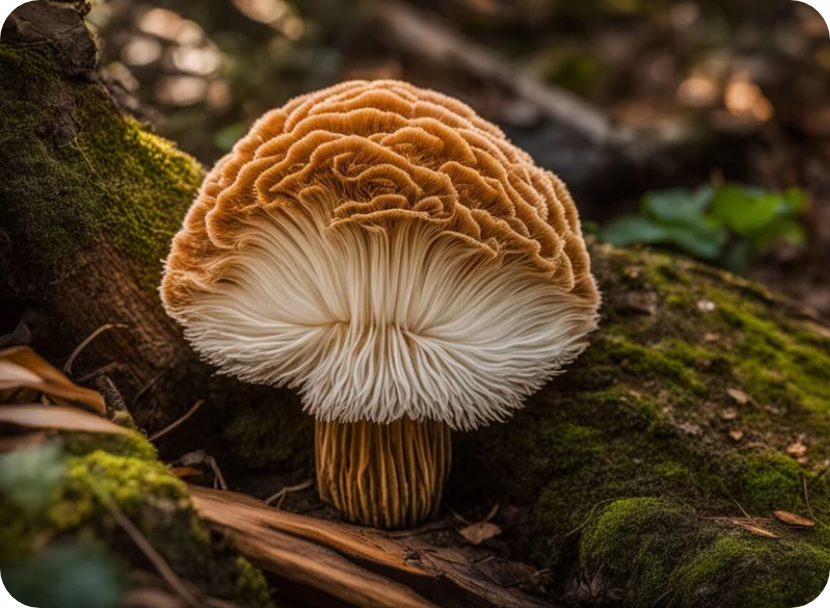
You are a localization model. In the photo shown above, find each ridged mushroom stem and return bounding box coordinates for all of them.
[315,418,452,528]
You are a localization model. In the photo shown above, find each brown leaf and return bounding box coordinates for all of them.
[726,388,749,405]
[720,408,739,421]
[732,521,779,539]
[786,441,808,458]
[121,587,189,608]
[0,346,106,413]
[0,404,136,437]
[459,522,502,545]
[729,430,744,442]
[169,466,204,479]
[773,511,816,528]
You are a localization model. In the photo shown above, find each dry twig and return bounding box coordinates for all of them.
[265,479,314,507]
[149,400,205,442]
[63,323,127,376]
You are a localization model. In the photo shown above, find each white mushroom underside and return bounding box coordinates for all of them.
[175,201,597,430]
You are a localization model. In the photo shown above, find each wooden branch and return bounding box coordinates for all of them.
[228,527,438,608]
[364,0,633,149]
[189,485,554,608]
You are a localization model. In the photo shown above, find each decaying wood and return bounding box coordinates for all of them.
[190,485,554,608]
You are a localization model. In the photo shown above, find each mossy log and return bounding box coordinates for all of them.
[0,2,307,466]
[452,246,830,608]
[3,3,830,608]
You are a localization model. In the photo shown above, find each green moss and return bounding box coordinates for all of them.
[0,43,202,292]
[0,508,34,565]
[738,453,822,514]
[61,431,157,461]
[707,292,830,415]
[581,498,711,606]
[674,534,830,608]
[452,246,830,605]
[235,556,274,608]
[48,450,188,530]
[592,334,705,391]
[2,441,276,606]
[581,497,830,608]
[223,398,312,470]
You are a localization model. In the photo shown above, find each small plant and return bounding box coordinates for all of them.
[600,183,808,272]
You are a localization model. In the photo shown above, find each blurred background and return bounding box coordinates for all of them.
[87,0,830,316]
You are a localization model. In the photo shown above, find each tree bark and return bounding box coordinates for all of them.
[0,2,306,456]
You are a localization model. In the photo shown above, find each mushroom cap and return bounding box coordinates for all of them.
[161,80,600,430]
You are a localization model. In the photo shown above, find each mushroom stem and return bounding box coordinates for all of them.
[315,417,452,528]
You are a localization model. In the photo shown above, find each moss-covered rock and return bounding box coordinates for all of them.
[452,245,830,607]
[580,497,830,608]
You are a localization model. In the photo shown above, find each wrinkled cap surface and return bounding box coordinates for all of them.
[161,80,600,430]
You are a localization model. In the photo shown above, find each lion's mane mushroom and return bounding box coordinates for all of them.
[161,80,600,528]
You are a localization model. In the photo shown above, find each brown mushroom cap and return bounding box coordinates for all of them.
[161,80,600,430]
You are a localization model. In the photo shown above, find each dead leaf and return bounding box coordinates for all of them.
[0,346,105,413]
[459,522,502,545]
[704,332,720,342]
[786,442,808,458]
[732,521,779,539]
[720,408,739,421]
[0,404,136,437]
[726,388,749,405]
[121,587,189,608]
[482,503,500,523]
[729,430,744,442]
[773,511,816,528]
[679,423,702,436]
[169,466,204,479]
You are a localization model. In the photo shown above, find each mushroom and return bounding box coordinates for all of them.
[161,80,600,528]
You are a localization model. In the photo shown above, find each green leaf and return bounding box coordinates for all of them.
[710,184,784,236]
[600,216,671,247]
[782,187,809,216]
[0,443,65,513]
[666,224,726,260]
[641,186,714,227]
[4,544,124,608]
[753,218,807,250]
